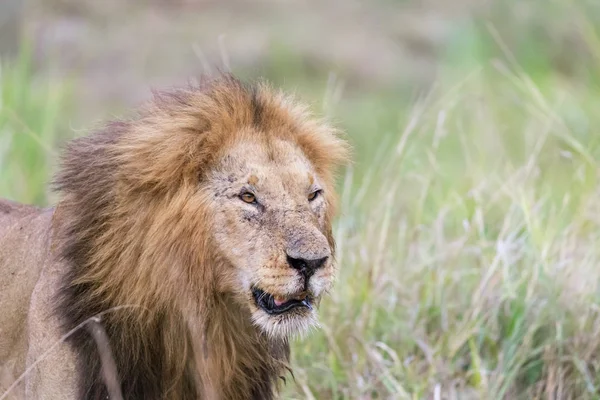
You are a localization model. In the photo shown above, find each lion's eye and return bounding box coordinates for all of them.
[308,190,322,202]
[240,192,257,204]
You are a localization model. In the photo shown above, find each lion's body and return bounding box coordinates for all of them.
[0,200,78,399]
[0,75,348,399]
[0,200,46,377]
[0,200,45,398]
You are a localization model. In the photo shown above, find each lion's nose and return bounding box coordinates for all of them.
[286,255,328,279]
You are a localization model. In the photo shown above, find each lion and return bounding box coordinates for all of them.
[0,74,349,399]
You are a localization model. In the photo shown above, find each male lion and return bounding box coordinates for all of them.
[0,74,349,399]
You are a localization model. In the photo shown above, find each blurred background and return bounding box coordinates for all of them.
[2,0,600,398]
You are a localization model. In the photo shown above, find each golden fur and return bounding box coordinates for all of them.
[0,74,349,399]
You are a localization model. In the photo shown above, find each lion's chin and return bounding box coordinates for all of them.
[250,307,319,339]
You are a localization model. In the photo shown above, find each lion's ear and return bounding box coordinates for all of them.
[112,88,223,192]
[116,120,208,192]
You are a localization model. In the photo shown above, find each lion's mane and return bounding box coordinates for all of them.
[52,74,348,399]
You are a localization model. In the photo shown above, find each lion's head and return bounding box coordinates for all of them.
[208,133,337,337]
[56,75,349,352]
[195,79,348,339]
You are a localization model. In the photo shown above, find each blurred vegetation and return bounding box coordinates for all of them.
[3,0,600,398]
[0,43,71,204]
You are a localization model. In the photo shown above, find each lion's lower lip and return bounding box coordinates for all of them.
[252,288,312,315]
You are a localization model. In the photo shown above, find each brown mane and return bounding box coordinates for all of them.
[52,74,348,399]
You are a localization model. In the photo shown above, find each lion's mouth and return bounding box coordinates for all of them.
[252,288,313,315]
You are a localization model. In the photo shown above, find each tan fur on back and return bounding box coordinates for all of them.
[0,74,349,399]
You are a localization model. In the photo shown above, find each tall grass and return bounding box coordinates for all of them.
[0,45,70,205]
[284,36,600,400]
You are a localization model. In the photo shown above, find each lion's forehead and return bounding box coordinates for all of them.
[221,137,312,169]
[211,138,318,196]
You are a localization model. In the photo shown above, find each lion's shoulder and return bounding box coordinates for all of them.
[0,198,43,233]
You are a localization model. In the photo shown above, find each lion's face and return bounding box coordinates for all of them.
[207,135,335,338]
